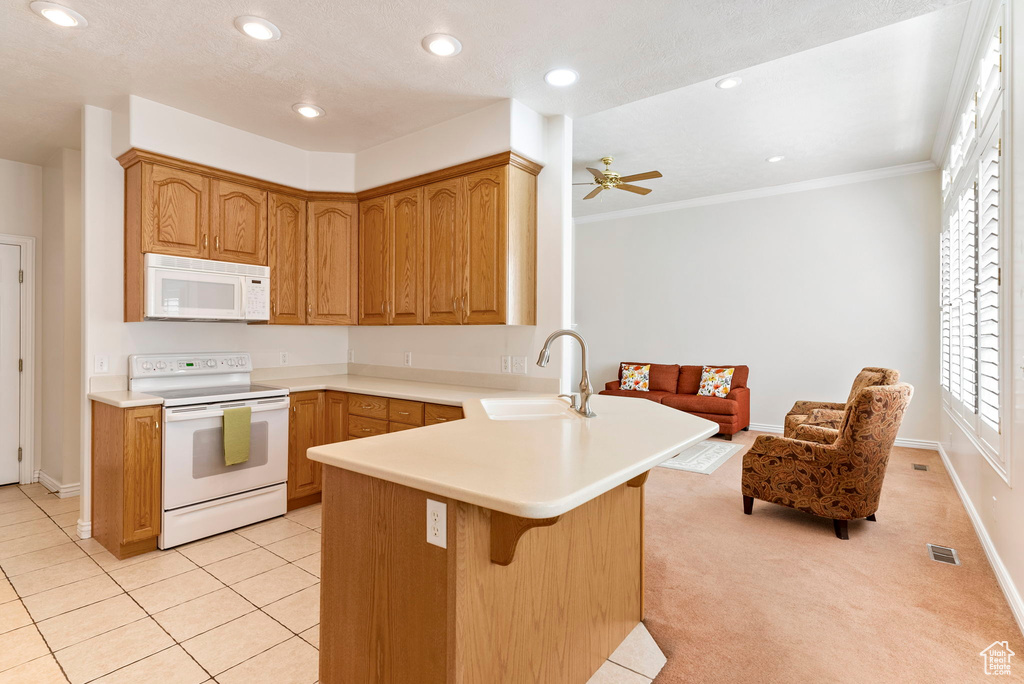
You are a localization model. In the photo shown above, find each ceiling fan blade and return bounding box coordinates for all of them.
[617,170,662,183]
[586,167,607,181]
[616,184,653,195]
[583,186,604,200]
[573,182,597,185]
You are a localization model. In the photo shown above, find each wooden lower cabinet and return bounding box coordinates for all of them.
[288,391,325,510]
[91,402,162,559]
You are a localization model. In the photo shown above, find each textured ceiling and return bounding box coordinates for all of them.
[572,3,969,216]
[1,0,961,165]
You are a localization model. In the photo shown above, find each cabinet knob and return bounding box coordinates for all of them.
[215,236,221,251]
[398,411,409,415]
[362,428,371,432]
[155,421,160,430]
[202,234,208,249]
[436,418,448,422]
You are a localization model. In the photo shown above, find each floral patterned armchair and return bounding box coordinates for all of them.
[784,367,900,437]
[743,383,913,539]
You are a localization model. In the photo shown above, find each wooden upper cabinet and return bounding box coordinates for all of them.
[268,193,307,324]
[210,180,267,265]
[142,163,210,258]
[462,168,507,325]
[288,391,324,505]
[307,200,359,325]
[422,178,463,325]
[358,196,389,326]
[390,188,423,325]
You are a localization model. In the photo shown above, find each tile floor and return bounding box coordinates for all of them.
[0,483,661,684]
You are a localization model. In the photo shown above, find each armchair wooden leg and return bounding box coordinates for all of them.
[833,519,849,540]
[866,514,876,522]
[742,426,750,431]
[743,495,753,515]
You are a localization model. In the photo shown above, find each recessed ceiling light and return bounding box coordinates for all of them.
[292,103,325,119]
[234,16,281,41]
[766,155,785,163]
[30,2,87,27]
[421,33,462,56]
[545,68,579,87]
[715,76,742,89]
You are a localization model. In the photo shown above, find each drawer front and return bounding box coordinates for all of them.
[388,421,418,433]
[348,415,388,439]
[349,394,388,420]
[389,399,425,426]
[425,403,463,425]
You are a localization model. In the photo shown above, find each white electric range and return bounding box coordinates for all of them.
[129,352,290,548]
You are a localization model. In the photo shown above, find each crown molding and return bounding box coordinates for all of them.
[572,160,937,225]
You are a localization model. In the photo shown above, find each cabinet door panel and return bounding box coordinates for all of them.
[211,180,267,265]
[325,392,348,443]
[143,164,209,258]
[390,188,423,325]
[422,179,462,325]
[268,193,307,324]
[288,391,324,502]
[358,197,389,326]
[308,201,358,325]
[123,406,161,543]
[462,168,506,324]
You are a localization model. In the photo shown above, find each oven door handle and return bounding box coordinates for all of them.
[164,403,288,422]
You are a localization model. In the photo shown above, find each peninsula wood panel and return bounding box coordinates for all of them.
[210,179,267,265]
[422,178,463,325]
[358,196,389,326]
[462,167,507,325]
[268,192,307,324]
[141,163,210,258]
[307,200,358,325]
[288,391,324,507]
[390,188,423,325]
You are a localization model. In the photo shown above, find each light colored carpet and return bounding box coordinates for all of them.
[644,429,1024,683]
[659,439,743,475]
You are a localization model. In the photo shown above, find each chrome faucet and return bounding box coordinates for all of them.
[536,329,596,417]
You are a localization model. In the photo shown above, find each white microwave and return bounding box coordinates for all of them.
[144,253,270,322]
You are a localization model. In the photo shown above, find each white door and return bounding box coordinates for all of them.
[0,245,21,485]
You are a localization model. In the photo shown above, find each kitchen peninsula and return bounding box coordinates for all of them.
[307,394,718,683]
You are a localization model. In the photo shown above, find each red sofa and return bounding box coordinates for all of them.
[600,363,750,439]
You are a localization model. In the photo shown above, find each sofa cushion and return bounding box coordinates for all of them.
[599,390,673,403]
[662,393,739,416]
[618,362,680,393]
[619,363,650,391]
[679,365,748,394]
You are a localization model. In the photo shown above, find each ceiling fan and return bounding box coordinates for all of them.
[574,157,663,200]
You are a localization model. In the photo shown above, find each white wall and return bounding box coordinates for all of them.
[0,158,43,483]
[573,170,940,441]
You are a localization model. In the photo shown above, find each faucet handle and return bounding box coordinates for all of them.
[557,393,578,410]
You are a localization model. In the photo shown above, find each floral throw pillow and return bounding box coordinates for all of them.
[619,364,651,392]
[697,366,734,398]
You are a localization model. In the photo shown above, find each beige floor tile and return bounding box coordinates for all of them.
[231,564,317,607]
[607,623,667,679]
[0,516,59,544]
[35,497,80,517]
[292,552,321,578]
[216,635,319,684]
[91,547,172,572]
[177,532,257,567]
[129,568,224,614]
[0,486,28,504]
[298,624,319,649]
[0,577,16,603]
[53,617,173,684]
[74,537,106,556]
[262,584,320,633]
[153,587,255,642]
[0,625,50,672]
[264,531,321,562]
[0,542,86,577]
[37,594,147,652]
[0,599,32,634]
[0,654,69,683]
[22,573,124,622]
[586,660,652,684]
[108,552,196,591]
[285,505,322,529]
[0,499,41,516]
[91,645,208,684]
[0,529,73,561]
[50,511,79,528]
[204,547,286,585]
[0,506,47,528]
[236,517,308,546]
[180,611,290,675]
[10,556,103,597]
[61,527,82,541]
[19,483,53,500]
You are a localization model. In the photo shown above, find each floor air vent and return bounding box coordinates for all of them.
[913,464,929,471]
[927,544,960,565]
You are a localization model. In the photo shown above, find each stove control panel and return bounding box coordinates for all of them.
[129,352,253,378]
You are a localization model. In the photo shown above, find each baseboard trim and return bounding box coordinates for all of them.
[76,520,92,540]
[36,471,81,499]
[747,423,938,450]
[937,443,1024,636]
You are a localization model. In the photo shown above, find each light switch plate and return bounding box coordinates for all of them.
[511,356,527,375]
[426,499,447,549]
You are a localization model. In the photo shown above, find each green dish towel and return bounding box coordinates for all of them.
[223,407,252,466]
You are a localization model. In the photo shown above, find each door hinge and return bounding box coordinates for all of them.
[18,270,23,284]
[18,359,23,372]
[17,447,22,463]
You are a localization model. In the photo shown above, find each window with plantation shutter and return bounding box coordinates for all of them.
[939,9,1004,471]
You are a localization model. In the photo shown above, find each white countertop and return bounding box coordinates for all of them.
[87,390,164,408]
[260,374,530,406]
[307,394,719,519]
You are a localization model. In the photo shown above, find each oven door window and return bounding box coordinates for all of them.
[192,421,270,478]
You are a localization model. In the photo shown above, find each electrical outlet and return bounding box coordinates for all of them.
[94,355,109,373]
[426,499,447,548]
[501,355,512,374]
[404,351,413,367]
[347,349,355,363]
[280,352,289,365]
[511,356,527,375]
